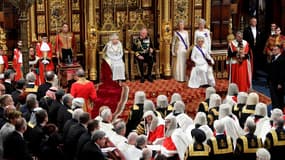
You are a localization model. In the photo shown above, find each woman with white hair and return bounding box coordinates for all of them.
[194,18,212,53]
[171,20,190,82]
[188,36,215,88]
[103,33,125,81]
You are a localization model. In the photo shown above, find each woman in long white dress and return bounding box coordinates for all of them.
[103,33,125,81]
[194,18,211,54]
[188,36,215,88]
[171,20,190,82]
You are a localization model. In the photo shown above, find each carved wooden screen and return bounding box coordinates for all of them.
[171,0,211,45]
[34,0,85,58]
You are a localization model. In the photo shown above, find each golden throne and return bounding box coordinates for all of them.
[126,16,160,81]
[97,16,129,80]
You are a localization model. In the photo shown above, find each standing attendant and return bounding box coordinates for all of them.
[228,31,252,92]
[267,44,285,110]
[171,20,189,82]
[13,41,23,81]
[36,33,54,85]
[55,23,76,65]
[194,18,212,54]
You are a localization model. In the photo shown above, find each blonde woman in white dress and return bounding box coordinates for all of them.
[171,20,190,82]
[188,36,215,88]
[194,18,212,54]
[103,33,125,81]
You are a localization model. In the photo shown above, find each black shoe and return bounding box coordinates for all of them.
[140,78,145,83]
[147,76,153,82]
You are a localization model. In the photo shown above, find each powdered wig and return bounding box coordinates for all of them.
[256,148,271,160]
[194,112,207,126]
[214,119,225,134]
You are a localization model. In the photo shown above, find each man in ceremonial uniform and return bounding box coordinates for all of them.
[228,31,252,92]
[185,128,210,160]
[197,86,216,115]
[207,120,234,160]
[55,23,76,65]
[132,28,154,83]
[207,94,221,130]
[235,117,263,160]
[264,119,285,160]
[36,33,55,85]
[13,41,23,81]
[126,91,146,136]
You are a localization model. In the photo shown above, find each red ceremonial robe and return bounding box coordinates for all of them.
[13,48,23,81]
[36,42,54,85]
[228,40,252,92]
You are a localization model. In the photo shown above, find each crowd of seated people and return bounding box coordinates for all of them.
[0,65,283,160]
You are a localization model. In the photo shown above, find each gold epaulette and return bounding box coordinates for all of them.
[211,136,233,155]
[240,136,262,153]
[135,52,140,56]
[242,106,255,114]
[188,144,210,157]
[133,104,139,110]
[167,105,173,111]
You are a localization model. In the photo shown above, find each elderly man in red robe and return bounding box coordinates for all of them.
[36,33,55,85]
[13,41,23,81]
[228,31,253,92]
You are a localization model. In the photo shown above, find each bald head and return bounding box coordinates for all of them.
[76,69,85,77]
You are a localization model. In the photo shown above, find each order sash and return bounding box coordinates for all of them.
[176,31,188,50]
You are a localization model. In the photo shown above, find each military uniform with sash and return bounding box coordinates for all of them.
[235,133,263,160]
[132,36,154,81]
[207,135,234,160]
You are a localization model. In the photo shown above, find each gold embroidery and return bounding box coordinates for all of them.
[240,136,262,153]
[211,108,219,116]
[271,130,285,146]
[133,104,139,110]
[201,102,209,112]
[189,144,210,156]
[211,136,233,155]
[167,105,173,111]
[242,106,255,114]
[233,104,239,112]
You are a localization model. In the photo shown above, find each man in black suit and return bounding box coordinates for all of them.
[37,71,55,101]
[48,89,65,124]
[76,119,99,159]
[3,117,33,160]
[3,69,16,94]
[243,17,263,77]
[267,44,285,110]
[57,94,73,132]
[78,130,107,160]
[64,112,90,160]
[11,79,26,107]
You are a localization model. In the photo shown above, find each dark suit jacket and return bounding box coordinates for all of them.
[11,90,22,106]
[243,26,261,51]
[62,118,78,140]
[4,81,15,94]
[76,131,92,158]
[64,123,87,159]
[268,54,285,85]
[56,105,72,132]
[3,131,33,160]
[27,124,46,156]
[48,100,64,124]
[126,103,144,136]
[37,82,52,101]
[78,141,106,160]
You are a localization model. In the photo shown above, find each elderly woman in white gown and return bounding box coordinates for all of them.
[171,20,190,82]
[188,36,215,88]
[103,33,125,81]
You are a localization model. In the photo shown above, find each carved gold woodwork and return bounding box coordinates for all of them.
[0,27,8,52]
[142,0,152,7]
[161,20,172,77]
[49,0,68,33]
[36,1,45,12]
[173,0,190,27]
[88,24,97,80]
[72,1,80,10]
[72,14,80,32]
[37,15,46,33]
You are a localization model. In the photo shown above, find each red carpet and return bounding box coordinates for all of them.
[120,79,271,120]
